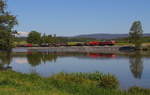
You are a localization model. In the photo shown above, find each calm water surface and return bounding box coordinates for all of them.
[0,49,150,89]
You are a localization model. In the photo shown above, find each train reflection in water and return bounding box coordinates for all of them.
[87,53,116,58]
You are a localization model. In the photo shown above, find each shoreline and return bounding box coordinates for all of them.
[13,46,122,53]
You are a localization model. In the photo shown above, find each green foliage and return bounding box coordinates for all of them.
[41,34,58,44]
[0,30,14,50]
[129,86,150,95]
[129,21,143,49]
[0,70,149,95]
[97,74,119,89]
[51,72,119,89]
[27,31,41,44]
[0,0,17,51]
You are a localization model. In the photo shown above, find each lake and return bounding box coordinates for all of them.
[0,49,150,89]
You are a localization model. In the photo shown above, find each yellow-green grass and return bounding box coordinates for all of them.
[14,41,28,46]
[115,42,133,46]
[67,42,84,46]
[115,42,150,48]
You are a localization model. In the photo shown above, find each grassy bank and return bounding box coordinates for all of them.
[0,70,150,95]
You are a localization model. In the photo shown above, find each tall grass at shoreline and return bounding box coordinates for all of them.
[0,70,149,95]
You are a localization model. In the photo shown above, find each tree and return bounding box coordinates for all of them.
[41,34,58,44]
[0,0,17,51]
[129,21,143,49]
[27,31,41,44]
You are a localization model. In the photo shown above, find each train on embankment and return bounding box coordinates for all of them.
[86,41,116,46]
[15,40,139,52]
[17,41,116,47]
[66,41,116,46]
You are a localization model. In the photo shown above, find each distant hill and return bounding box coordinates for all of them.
[75,33,150,39]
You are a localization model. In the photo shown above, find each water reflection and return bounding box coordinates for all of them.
[0,51,150,88]
[0,52,12,70]
[0,51,145,78]
[26,52,89,66]
[0,52,118,70]
[129,52,143,79]
[27,52,57,66]
[87,53,116,58]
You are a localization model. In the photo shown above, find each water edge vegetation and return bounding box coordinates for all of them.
[0,70,150,95]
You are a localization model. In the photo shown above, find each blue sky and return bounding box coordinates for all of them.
[7,0,150,36]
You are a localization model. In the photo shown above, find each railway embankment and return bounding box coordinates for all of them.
[21,46,122,53]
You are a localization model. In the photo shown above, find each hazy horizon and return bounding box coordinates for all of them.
[8,0,150,36]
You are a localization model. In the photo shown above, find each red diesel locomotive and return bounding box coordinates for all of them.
[86,41,116,46]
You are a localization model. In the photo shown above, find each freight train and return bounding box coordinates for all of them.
[17,41,116,47]
[60,41,116,46]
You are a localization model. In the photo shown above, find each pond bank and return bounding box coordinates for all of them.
[14,46,122,53]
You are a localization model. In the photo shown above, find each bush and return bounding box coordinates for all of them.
[97,74,119,89]
[51,72,119,89]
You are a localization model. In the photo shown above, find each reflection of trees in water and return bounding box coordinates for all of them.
[0,52,12,70]
[26,52,118,67]
[41,53,57,63]
[27,52,58,66]
[129,51,143,79]
[26,52,87,67]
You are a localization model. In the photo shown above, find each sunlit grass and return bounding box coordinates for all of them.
[0,70,149,95]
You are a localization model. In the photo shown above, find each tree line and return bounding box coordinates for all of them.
[26,31,97,45]
[27,31,58,45]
